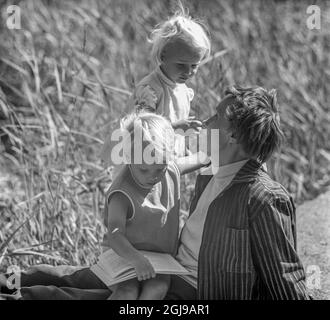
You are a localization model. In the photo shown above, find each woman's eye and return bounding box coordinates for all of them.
[192,64,198,68]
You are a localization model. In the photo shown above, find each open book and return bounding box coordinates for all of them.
[90,249,190,287]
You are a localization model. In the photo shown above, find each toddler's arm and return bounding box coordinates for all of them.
[175,151,210,175]
[106,192,156,281]
[172,116,203,133]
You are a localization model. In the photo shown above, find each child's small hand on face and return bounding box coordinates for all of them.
[132,254,156,281]
[188,116,203,131]
[173,117,203,134]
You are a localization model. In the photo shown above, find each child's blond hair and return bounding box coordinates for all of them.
[149,6,211,65]
[120,112,175,164]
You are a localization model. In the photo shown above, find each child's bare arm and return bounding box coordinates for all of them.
[106,192,156,280]
[172,117,203,131]
[175,151,210,175]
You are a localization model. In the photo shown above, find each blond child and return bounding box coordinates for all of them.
[101,8,211,170]
[103,111,208,300]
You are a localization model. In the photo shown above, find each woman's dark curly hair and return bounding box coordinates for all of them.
[224,85,284,163]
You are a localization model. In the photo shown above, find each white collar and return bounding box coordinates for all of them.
[155,65,178,89]
[202,159,248,178]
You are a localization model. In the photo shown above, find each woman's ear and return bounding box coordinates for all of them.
[160,52,165,62]
[228,132,237,144]
[160,47,168,62]
[228,137,236,144]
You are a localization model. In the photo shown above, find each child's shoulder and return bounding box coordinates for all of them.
[108,190,131,207]
[137,69,162,90]
[133,70,163,102]
[106,165,129,192]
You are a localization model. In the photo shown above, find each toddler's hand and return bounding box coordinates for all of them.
[131,254,156,281]
[188,116,203,130]
[173,117,203,133]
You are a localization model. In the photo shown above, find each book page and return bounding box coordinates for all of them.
[140,251,189,274]
[98,249,135,278]
[95,250,190,279]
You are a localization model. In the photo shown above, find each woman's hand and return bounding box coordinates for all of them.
[131,254,156,281]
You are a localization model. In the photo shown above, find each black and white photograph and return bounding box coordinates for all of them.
[0,0,329,305]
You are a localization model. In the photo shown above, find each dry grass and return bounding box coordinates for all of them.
[0,0,329,284]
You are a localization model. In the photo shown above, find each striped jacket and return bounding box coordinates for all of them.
[192,159,310,300]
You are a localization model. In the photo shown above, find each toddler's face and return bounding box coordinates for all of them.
[130,163,168,188]
[160,39,204,84]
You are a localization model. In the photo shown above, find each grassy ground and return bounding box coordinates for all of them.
[297,189,330,300]
[0,0,330,298]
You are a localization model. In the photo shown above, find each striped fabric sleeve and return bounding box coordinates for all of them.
[249,194,310,300]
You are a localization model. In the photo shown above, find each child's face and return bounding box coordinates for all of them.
[160,39,204,84]
[130,163,168,188]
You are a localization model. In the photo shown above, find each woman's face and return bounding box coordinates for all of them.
[203,96,234,158]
